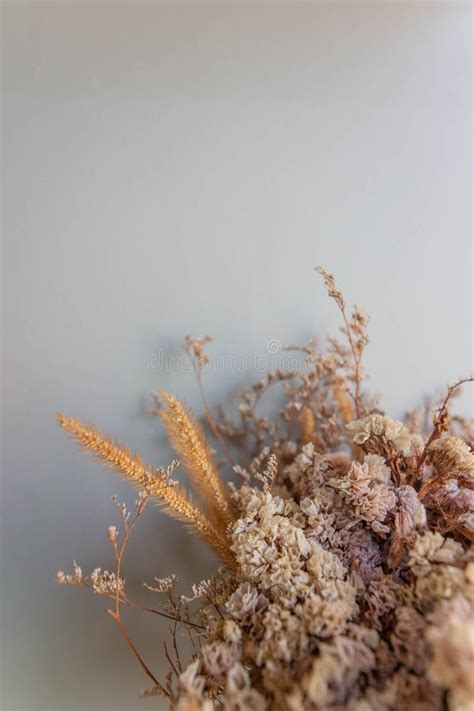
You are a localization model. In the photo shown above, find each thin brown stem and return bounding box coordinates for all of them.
[315,266,365,418]
[171,621,183,672]
[125,597,205,630]
[163,641,179,679]
[106,496,169,696]
[190,355,238,469]
[73,581,205,630]
[108,610,169,696]
[113,496,148,617]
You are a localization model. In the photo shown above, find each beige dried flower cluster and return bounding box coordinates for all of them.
[57,268,473,710]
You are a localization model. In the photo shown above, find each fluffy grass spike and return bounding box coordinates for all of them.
[299,407,316,445]
[332,378,354,424]
[159,393,235,531]
[56,414,235,567]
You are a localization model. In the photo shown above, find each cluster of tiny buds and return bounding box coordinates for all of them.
[180,578,213,603]
[144,575,177,593]
[112,495,131,523]
[90,567,123,595]
[107,525,119,544]
[56,561,83,585]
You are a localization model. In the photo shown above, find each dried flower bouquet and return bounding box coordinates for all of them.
[57,268,474,711]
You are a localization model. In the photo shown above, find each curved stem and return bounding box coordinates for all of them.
[108,610,169,696]
[191,355,237,469]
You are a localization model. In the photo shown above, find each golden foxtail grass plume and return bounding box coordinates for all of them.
[159,393,235,532]
[332,378,354,424]
[56,414,235,568]
[299,407,316,445]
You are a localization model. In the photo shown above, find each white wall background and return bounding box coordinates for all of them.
[2,2,472,709]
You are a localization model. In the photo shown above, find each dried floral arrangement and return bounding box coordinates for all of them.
[57,268,474,711]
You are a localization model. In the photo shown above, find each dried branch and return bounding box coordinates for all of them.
[316,266,367,418]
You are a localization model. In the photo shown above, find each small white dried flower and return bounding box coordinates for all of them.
[90,567,123,595]
[144,575,177,593]
[430,435,474,482]
[413,503,427,527]
[226,583,269,621]
[56,561,83,585]
[202,640,241,676]
[408,531,464,577]
[107,525,119,544]
[223,619,242,643]
[346,414,421,457]
[458,512,474,533]
[179,659,206,699]
[181,578,214,603]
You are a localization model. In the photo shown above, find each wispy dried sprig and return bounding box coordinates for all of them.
[184,334,213,369]
[56,414,235,567]
[316,266,369,418]
[58,493,182,699]
[159,393,235,532]
[254,453,278,493]
[185,335,238,469]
